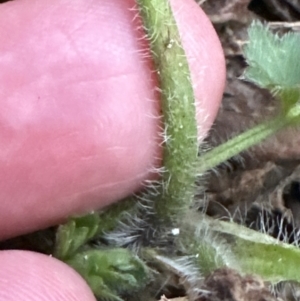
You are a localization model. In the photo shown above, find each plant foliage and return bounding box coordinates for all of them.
[54,9,300,301]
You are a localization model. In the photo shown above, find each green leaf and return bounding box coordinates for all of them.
[54,212,100,259]
[181,212,300,283]
[198,21,300,172]
[244,20,300,89]
[65,248,151,300]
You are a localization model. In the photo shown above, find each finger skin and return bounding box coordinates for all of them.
[0,250,96,301]
[0,0,225,239]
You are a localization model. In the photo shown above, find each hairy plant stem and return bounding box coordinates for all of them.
[137,0,198,223]
[198,113,295,173]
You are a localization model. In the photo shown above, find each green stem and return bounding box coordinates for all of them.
[137,0,198,222]
[198,115,289,173]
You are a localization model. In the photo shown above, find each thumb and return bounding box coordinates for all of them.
[0,250,96,301]
[0,0,225,240]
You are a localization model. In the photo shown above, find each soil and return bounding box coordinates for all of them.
[201,0,300,227]
[196,2,300,300]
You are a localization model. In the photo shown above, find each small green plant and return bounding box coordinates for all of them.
[65,248,150,301]
[54,1,300,300]
[199,20,300,172]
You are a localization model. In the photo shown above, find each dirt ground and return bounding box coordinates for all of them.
[196,2,300,300]
[201,0,300,226]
